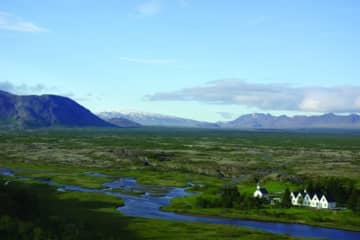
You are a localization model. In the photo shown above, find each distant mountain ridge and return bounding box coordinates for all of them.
[2,90,359,129]
[99,111,360,129]
[0,90,117,128]
[220,113,360,129]
[98,111,219,128]
[106,117,141,128]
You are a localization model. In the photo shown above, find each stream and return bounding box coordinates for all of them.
[1,168,360,240]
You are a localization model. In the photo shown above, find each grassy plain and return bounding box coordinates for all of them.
[1,127,360,238]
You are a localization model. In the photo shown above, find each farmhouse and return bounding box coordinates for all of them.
[253,184,269,200]
[290,190,336,209]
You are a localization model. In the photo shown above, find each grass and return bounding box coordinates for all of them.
[17,171,112,189]
[164,195,360,231]
[0,180,306,240]
[1,127,360,238]
[1,128,360,181]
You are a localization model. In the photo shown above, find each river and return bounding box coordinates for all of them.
[1,168,360,240]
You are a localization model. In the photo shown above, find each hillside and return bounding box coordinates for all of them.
[0,90,116,128]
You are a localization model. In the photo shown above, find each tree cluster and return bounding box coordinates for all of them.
[305,177,355,205]
[0,178,133,240]
[196,184,264,209]
[303,177,360,212]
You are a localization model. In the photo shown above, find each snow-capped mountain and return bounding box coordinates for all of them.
[98,111,360,129]
[98,111,219,128]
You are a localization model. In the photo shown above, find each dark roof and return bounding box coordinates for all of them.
[259,188,268,194]
[323,194,335,202]
[292,190,306,197]
[305,192,336,202]
[309,192,317,198]
[292,190,336,202]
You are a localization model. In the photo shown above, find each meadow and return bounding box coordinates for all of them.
[1,127,360,239]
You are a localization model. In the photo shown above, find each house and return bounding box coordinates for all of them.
[290,189,336,209]
[290,190,305,206]
[253,184,269,199]
[310,194,320,208]
[303,192,312,207]
[320,195,336,209]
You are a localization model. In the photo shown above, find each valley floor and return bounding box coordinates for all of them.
[1,128,360,239]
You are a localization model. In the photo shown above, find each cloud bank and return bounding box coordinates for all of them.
[146,79,360,113]
[0,81,98,104]
[0,81,47,94]
[216,112,235,119]
[0,11,46,32]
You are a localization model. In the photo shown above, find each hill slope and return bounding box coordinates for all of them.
[0,90,116,128]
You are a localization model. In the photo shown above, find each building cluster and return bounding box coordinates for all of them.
[253,184,336,209]
[290,190,336,209]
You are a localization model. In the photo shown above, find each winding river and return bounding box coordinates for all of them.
[1,168,360,240]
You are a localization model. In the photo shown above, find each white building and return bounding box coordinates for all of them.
[290,191,305,206]
[310,194,320,208]
[290,190,336,209]
[253,184,269,200]
[320,195,336,209]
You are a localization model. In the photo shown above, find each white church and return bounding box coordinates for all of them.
[290,190,336,209]
[253,184,269,200]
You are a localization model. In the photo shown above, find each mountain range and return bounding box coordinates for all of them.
[0,90,123,128]
[220,113,360,129]
[100,111,360,129]
[1,90,360,129]
[98,111,219,128]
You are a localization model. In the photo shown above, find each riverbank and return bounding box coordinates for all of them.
[0,177,305,240]
[1,128,360,239]
[2,163,360,233]
[163,195,360,232]
[3,166,360,239]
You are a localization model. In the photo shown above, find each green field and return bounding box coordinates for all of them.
[1,127,360,239]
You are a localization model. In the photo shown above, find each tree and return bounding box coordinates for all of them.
[356,197,360,214]
[220,184,240,208]
[281,188,292,208]
[348,189,358,211]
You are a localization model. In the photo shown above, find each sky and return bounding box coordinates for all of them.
[0,0,360,121]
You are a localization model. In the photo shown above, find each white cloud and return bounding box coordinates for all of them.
[136,0,161,16]
[119,57,176,65]
[355,97,360,108]
[0,11,47,32]
[0,81,97,103]
[0,81,47,94]
[146,79,360,113]
[217,112,234,119]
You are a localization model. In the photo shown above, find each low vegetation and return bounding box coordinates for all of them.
[0,178,304,240]
[1,127,360,238]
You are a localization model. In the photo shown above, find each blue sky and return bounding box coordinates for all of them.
[0,0,359,121]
